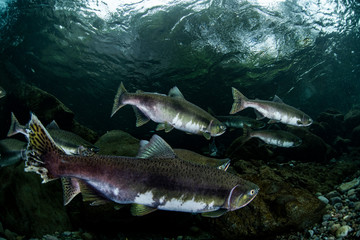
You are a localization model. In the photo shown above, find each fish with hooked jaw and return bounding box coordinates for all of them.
[25,113,259,217]
[230,88,313,127]
[111,82,226,140]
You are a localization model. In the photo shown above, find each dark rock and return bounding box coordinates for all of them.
[203,166,326,239]
[332,136,351,154]
[0,163,72,237]
[330,196,342,205]
[316,109,344,142]
[351,125,360,146]
[344,109,360,133]
[275,127,333,162]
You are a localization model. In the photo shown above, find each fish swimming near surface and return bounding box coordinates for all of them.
[111,82,226,140]
[242,125,302,148]
[0,86,6,98]
[0,139,27,167]
[25,113,258,217]
[7,112,99,156]
[230,88,313,127]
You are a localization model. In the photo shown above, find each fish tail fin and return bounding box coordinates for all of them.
[230,87,248,114]
[111,82,127,117]
[25,113,64,183]
[7,112,27,137]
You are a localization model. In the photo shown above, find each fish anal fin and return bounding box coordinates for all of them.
[78,181,109,205]
[131,204,157,216]
[133,106,150,127]
[201,209,228,218]
[164,123,174,133]
[62,177,81,206]
[156,123,165,131]
[268,119,278,124]
[136,134,176,159]
[254,110,265,120]
[168,86,185,99]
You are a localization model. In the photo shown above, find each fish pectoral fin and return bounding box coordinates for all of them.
[61,177,81,206]
[136,134,176,159]
[78,181,109,205]
[168,86,185,99]
[203,132,211,140]
[201,209,228,218]
[131,204,157,216]
[132,106,150,127]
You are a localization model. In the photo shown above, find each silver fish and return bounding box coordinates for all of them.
[111,82,226,140]
[243,125,302,148]
[25,113,258,217]
[230,88,313,127]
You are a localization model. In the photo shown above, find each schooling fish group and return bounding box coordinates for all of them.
[2,84,314,218]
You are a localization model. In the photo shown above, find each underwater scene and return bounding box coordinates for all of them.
[1,0,360,239]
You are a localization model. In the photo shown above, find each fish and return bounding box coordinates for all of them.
[242,125,302,148]
[208,108,265,130]
[230,88,313,127]
[0,86,6,98]
[25,113,259,217]
[0,139,27,167]
[7,112,99,156]
[111,82,226,140]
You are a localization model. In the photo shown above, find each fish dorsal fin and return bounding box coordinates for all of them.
[61,177,81,206]
[137,134,176,159]
[201,209,228,218]
[168,86,185,99]
[46,120,60,130]
[131,204,157,216]
[272,95,284,103]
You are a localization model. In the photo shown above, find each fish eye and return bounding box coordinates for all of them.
[249,189,256,195]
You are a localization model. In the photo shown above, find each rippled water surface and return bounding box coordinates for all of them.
[0,0,359,135]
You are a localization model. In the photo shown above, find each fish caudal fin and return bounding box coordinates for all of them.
[7,112,28,138]
[111,82,127,117]
[230,87,248,114]
[25,113,64,183]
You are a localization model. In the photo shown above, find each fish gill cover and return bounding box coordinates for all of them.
[0,0,359,137]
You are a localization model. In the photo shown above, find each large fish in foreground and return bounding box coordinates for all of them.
[8,112,99,156]
[0,86,6,98]
[25,113,258,217]
[230,88,313,127]
[111,82,226,140]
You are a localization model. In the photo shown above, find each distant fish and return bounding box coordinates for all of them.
[7,112,99,156]
[0,86,6,98]
[208,138,218,157]
[111,82,226,140]
[242,125,302,148]
[230,88,313,127]
[25,113,258,217]
[0,139,27,167]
